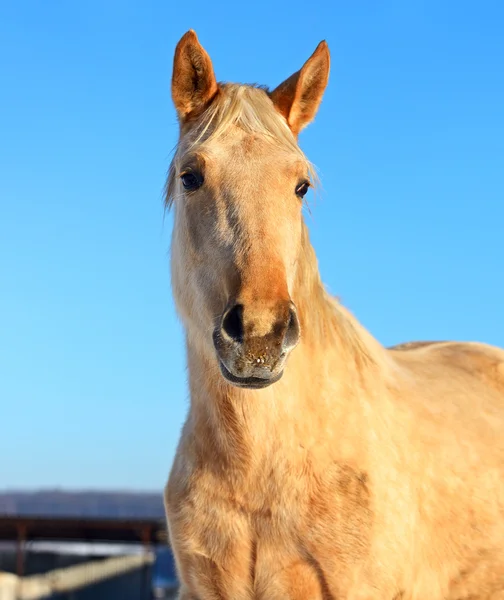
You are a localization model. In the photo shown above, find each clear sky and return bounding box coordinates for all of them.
[1,1,503,491]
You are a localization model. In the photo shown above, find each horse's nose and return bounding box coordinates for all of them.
[214,300,300,388]
[221,302,300,354]
[279,305,301,352]
[221,304,245,344]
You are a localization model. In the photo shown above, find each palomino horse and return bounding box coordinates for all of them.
[164,30,504,599]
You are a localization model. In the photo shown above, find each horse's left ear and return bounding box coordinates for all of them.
[270,40,330,136]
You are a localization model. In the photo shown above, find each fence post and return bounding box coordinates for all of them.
[16,523,27,578]
[141,526,152,600]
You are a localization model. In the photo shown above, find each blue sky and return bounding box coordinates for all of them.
[1,1,503,491]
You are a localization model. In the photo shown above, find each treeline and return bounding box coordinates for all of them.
[0,490,165,519]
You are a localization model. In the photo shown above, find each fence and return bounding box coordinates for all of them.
[0,553,155,600]
[0,516,179,599]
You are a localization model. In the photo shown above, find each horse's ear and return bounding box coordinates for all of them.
[270,40,330,136]
[171,30,219,122]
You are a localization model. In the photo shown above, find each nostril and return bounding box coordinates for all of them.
[283,307,300,351]
[221,304,244,343]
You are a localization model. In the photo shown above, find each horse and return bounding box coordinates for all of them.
[163,30,504,599]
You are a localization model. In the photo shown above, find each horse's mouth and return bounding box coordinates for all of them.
[218,361,283,389]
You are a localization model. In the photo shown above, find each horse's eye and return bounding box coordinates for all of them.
[180,172,203,191]
[295,180,310,199]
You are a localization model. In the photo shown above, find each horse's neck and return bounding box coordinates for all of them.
[184,224,385,474]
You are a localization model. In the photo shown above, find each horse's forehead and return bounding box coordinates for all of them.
[207,132,304,174]
[238,133,268,155]
[210,131,270,156]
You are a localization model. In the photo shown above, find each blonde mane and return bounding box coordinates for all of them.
[165,84,317,208]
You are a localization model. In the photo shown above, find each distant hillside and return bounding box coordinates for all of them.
[0,490,165,519]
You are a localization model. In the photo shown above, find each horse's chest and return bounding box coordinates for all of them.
[179,463,372,599]
[251,472,372,597]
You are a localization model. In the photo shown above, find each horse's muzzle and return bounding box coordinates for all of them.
[212,300,300,389]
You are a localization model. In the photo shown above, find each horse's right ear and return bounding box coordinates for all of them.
[171,30,219,122]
